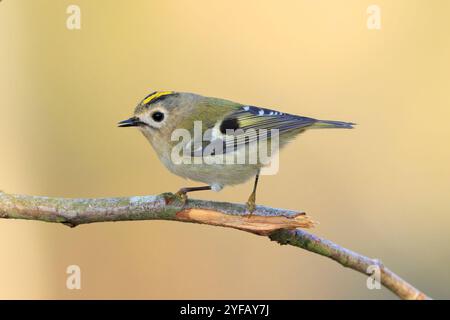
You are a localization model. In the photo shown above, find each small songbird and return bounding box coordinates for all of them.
[119,91,354,213]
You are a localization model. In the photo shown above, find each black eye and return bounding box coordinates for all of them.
[151,111,164,122]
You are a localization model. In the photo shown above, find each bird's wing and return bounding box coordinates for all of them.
[215,105,318,154]
[179,102,318,156]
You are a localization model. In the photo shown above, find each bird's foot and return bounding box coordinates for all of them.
[174,189,189,206]
[246,192,256,217]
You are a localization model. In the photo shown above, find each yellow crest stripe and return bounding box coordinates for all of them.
[142,91,174,105]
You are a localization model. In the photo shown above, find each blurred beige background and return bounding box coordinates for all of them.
[1,0,449,299]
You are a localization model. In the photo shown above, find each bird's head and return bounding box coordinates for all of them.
[118,91,181,129]
[118,91,202,155]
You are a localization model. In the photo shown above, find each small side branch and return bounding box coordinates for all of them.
[0,191,430,300]
[269,229,430,300]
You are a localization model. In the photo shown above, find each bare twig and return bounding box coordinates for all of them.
[0,191,430,300]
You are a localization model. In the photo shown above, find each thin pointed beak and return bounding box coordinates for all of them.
[118,117,143,127]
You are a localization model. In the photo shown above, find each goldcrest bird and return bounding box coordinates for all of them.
[119,91,354,213]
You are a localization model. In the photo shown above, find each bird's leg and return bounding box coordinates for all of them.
[246,173,260,216]
[174,185,212,205]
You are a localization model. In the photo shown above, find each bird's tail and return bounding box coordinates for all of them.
[311,119,356,129]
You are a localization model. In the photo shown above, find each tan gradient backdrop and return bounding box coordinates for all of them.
[0,0,449,299]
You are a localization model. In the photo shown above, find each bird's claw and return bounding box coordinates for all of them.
[174,190,188,206]
[246,193,256,217]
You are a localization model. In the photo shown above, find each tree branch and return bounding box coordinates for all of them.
[0,191,430,300]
